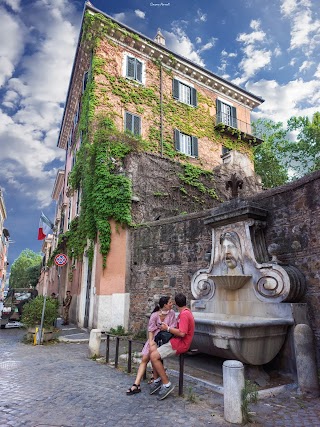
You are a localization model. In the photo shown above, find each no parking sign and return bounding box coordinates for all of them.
[54,253,68,266]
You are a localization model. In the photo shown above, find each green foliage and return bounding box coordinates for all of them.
[21,296,58,329]
[9,249,43,289]
[252,113,320,187]
[241,379,258,424]
[178,163,218,200]
[26,263,42,288]
[108,325,127,336]
[287,112,320,175]
[252,119,289,188]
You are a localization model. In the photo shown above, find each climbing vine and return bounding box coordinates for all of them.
[51,11,254,268]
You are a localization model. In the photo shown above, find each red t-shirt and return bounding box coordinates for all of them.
[170,308,195,355]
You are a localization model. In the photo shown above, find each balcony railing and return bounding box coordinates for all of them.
[215,113,263,145]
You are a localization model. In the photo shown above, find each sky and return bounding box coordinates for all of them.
[0,0,319,267]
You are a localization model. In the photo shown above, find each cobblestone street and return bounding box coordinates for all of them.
[1,327,320,427]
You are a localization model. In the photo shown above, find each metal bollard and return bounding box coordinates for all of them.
[115,337,120,368]
[105,334,110,363]
[128,339,132,373]
[178,353,184,396]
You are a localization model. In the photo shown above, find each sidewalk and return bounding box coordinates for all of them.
[56,320,320,426]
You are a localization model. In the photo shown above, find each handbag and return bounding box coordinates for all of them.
[154,331,174,347]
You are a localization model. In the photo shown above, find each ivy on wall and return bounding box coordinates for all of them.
[51,11,254,269]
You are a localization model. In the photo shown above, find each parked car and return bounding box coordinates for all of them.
[0,288,38,329]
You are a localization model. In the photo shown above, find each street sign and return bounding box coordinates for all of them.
[54,253,68,266]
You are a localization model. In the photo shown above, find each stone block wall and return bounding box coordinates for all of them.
[249,170,320,364]
[129,170,320,365]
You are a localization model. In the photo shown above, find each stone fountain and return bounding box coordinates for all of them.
[190,200,306,366]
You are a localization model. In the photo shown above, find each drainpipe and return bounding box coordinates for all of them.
[160,63,163,157]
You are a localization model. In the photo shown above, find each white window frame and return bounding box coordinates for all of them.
[124,111,141,137]
[173,77,197,107]
[123,53,146,85]
[174,129,198,157]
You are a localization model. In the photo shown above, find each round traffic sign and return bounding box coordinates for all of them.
[54,253,68,266]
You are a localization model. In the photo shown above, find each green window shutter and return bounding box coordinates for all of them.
[173,79,179,100]
[125,112,133,132]
[174,129,180,150]
[83,71,88,93]
[231,106,237,128]
[216,99,222,124]
[136,60,143,82]
[191,137,198,157]
[191,87,197,107]
[126,57,135,78]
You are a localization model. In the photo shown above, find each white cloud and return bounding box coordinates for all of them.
[299,60,314,73]
[0,6,26,87]
[234,19,272,85]
[247,78,320,124]
[164,26,205,67]
[195,37,202,44]
[315,64,320,78]
[280,0,320,54]
[196,9,207,23]
[113,12,126,23]
[2,0,21,12]
[274,46,282,57]
[134,9,145,19]
[237,20,266,45]
[198,38,217,53]
[0,0,80,206]
[221,50,237,58]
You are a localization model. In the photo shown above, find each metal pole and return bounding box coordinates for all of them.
[115,337,120,369]
[106,334,110,363]
[128,339,132,373]
[178,353,184,396]
[37,295,47,345]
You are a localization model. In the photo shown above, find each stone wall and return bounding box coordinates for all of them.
[249,170,320,364]
[129,170,320,364]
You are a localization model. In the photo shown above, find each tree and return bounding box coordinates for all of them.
[252,119,289,188]
[9,249,43,289]
[252,112,320,188]
[287,112,320,175]
[26,263,42,288]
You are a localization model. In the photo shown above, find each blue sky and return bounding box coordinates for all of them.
[0,0,319,267]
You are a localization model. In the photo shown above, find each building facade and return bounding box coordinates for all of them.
[44,2,264,330]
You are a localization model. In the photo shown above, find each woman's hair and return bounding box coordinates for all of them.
[152,296,171,313]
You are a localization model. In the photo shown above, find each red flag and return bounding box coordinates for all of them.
[37,218,47,240]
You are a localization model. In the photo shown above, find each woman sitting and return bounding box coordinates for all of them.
[126,296,176,395]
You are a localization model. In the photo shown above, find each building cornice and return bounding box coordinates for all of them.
[51,170,65,201]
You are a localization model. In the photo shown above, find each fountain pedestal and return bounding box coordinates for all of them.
[190,200,306,366]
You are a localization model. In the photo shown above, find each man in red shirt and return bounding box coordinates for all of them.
[149,293,195,400]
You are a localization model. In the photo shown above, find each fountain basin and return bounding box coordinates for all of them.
[210,274,252,290]
[191,313,293,365]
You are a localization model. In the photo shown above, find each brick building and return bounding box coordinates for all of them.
[44,2,264,330]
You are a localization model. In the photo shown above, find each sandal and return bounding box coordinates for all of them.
[126,384,141,395]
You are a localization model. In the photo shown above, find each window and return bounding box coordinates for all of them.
[173,79,197,107]
[222,146,230,156]
[76,188,81,216]
[174,129,198,157]
[216,99,237,128]
[67,198,72,229]
[125,112,141,136]
[83,71,89,93]
[126,56,143,83]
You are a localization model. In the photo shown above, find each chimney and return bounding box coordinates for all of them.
[154,28,165,46]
